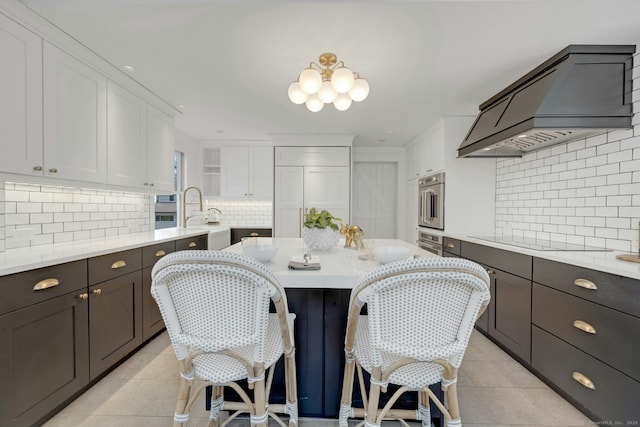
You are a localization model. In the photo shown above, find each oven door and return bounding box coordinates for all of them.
[418,183,444,230]
[417,229,443,256]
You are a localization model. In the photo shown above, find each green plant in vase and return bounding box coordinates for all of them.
[302,208,342,250]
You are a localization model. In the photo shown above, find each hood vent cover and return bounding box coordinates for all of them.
[458,45,635,158]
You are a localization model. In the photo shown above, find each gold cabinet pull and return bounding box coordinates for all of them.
[486,269,495,275]
[188,242,197,248]
[574,278,597,290]
[92,289,102,296]
[155,250,166,257]
[33,165,43,171]
[573,320,597,334]
[78,293,88,300]
[572,371,596,390]
[111,260,126,269]
[446,243,455,249]
[49,168,58,173]
[250,232,259,237]
[33,278,60,291]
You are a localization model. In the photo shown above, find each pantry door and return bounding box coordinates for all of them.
[352,162,397,238]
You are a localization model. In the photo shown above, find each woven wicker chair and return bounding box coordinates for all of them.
[151,250,298,427]
[338,257,490,427]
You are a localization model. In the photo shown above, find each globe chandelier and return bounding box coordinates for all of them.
[288,52,370,112]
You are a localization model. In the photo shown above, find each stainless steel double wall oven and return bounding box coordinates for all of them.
[417,172,445,255]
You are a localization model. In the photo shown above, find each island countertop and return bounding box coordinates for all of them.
[224,238,436,289]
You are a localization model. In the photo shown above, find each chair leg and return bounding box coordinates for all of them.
[365,367,383,427]
[252,365,268,427]
[284,352,299,426]
[339,354,356,427]
[173,361,194,426]
[444,369,461,427]
[419,390,431,427]
[208,385,224,427]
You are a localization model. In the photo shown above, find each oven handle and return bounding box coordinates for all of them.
[416,239,443,256]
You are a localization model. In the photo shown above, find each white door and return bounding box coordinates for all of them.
[353,162,397,238]
[0,14,43,176]
[43,42,107,183]
[274,166,303,237]
[304,166,350,226]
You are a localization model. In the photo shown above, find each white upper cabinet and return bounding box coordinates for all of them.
[107,82,175,191]
[405,123,445,180]
[107,82,147,188]
[146,105,175,192]
[43,42,107,183]
[220,146,273,198]
[0,14,43,176]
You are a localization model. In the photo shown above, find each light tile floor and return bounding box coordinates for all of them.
[44,331,594,427]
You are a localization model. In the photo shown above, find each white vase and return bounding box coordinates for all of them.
[302,227,340,251]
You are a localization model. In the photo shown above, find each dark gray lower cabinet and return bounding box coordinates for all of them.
[89,271,143,380]
[532,326,640,422]
[0,292,89,426]
[487,268,531,364]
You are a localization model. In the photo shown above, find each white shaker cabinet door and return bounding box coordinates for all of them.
[0,14,43,175]
[107,82,147,188]
[249,146,273,198]
[43,42,107,183]
[304,166,350,225]
[220,146,249,197]
[274,166,304,237]
[146,105,175,192]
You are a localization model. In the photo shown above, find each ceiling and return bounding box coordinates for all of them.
[18,0,640,147]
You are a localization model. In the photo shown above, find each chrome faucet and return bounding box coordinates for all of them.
[182,186,203,228]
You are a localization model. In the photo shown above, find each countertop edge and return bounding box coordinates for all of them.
[446,233,640,281]
[0,227,215,276]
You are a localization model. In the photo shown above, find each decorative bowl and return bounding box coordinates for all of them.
[373,246,411,264]
[302,228,340,251]
[241,238,278,262]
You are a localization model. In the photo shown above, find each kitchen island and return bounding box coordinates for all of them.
[221,238,437,418]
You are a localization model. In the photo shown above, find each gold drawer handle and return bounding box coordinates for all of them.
[111,260,127,269]
[573,320,597,334]
[155,250,166,257]
[446,243,455,249]
[77,293,88,300]
[188,242,197,248]
[250,232,259,237]
[574,278,597,290]
[572,371,596,390]
[93,289,102,295]
[33,278,60,291]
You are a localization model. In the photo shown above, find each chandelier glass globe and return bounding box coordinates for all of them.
[333,93,352,111]
[349,78,370,102]
[288,82,308,104]
[331,67,355,93]
[298,68,322,94]
[305,93,324,112]
[317,80,338,103]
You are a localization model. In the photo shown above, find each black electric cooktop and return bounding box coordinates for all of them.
[471,235,613,252]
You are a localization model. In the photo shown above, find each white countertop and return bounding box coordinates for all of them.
[446,233,640,281]
[0,227,216,276]
[224,238,436,289]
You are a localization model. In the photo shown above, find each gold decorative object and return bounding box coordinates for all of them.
[340,224,364,250]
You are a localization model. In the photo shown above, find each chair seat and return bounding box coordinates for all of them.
[193,313,295,385]
[354,317,445,390]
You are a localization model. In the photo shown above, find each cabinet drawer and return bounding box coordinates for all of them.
[88,248,141,285]
[442,237,461,256]
[231,228,273,245]
[142,241,175,268]
[533,283,640,382]
[532,326,640,422]
[0,260,87,316]
[533,257,640,318]
[461,241,531,279]
[175,235,208,251]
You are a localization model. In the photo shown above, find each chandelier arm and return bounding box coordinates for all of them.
[331,60,346,71]
[308,62,324,72]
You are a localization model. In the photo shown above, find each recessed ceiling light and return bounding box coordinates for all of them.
[518,134,528,138]
[216,130,225,134]
[122,65,135,72]
[177,104,185,109]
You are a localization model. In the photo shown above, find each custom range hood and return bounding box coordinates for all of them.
[458,45,635,158]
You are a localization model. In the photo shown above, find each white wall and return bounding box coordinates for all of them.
[494,46,640,252]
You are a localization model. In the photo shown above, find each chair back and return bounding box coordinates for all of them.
[350,257,490,367]
[151,250,291,362]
